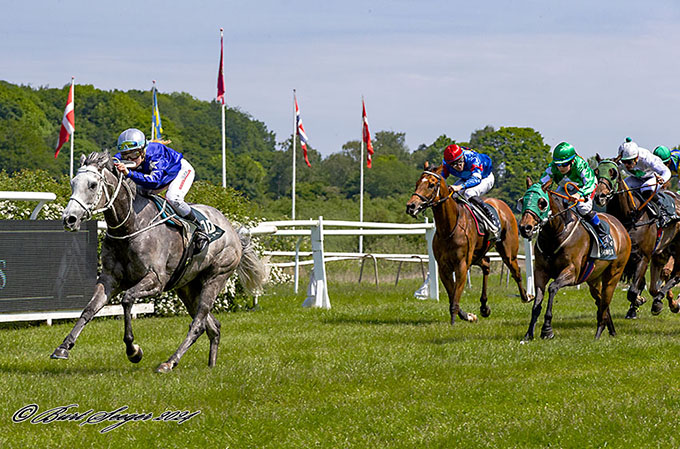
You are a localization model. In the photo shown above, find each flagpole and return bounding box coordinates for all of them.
[359,96,365,254]
[69,77,75,179]
[220,29,227,188]
[151,80,156,140]
[292,89,297,221]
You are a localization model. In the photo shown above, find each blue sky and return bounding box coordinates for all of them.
[2,0,680,158]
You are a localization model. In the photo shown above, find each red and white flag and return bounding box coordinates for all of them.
[55,81,75,158]
[217,29,225,105]
[362,98,374,168]
[295,94,311,167]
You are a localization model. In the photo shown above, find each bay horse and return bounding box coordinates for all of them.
[518,177,631,339]
[593,156,680,318]
[405,162,528,325]
[51,151,267,373]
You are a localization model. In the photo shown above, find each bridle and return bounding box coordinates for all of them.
[411,170,455,210]
[68,163,133,230]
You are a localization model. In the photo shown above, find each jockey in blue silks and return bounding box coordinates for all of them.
[441,143,498,236]
[113,128,209,253]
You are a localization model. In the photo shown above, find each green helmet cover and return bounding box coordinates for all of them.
[552,142,576,165]
[654,145,671,163]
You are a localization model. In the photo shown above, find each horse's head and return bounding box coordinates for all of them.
[62,151,116,231]
[594,154,621,208]
[406,161,449,217]
[517,176,550,239]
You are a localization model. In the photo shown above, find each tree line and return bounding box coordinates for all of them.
[0,81,553,221]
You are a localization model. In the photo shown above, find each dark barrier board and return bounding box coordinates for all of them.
[0,220,97,313]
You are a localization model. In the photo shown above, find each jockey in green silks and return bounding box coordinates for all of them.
[540,141,615,258]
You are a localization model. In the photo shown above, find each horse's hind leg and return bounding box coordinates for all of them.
[157,273,228,373]
[587,279,606,339]
[206,313,221,367]
[598,275,619,338]
[51,276,116,360]
[478,257,491,318]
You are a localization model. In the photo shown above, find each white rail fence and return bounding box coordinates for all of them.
[250,217,536,309]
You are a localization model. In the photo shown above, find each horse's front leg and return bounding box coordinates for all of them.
[523,269,549,341]
[51,274,117,360]
[649,260,666,315]
[122,270,164,363]
[454,262,478,323]
[478,257,491,318]
[541,268,577,339]
[626,256,650,319]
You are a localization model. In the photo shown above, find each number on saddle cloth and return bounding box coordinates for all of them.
[580,218,615,261]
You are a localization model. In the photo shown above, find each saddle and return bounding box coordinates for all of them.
[148,195,225,291]
[578,219,615,260]
[459,197,501,242]
[632,190,678,226]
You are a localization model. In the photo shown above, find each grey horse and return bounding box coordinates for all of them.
[51,151,267,373]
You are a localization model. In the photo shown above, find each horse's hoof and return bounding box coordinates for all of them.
[625,308,638,320]
[467,313,478,323]
[540,330,554,340]
[127,345,143,364]
[636,295,647,307]
[651,300,664,316]
[155,362,173,374]
[526,294,535,302]
[50,347,69,360]
[670,302,680,314]
[480,306,491,318]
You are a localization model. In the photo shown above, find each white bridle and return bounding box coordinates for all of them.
[68,164,132,230]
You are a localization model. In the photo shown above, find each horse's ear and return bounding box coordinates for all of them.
[595,153,602,163]
[613,155,622,164]
[79,154,87,167]
[594,167,599,177]
[541,180,552,192]
[525,176,533,188]
[424,161,430,170]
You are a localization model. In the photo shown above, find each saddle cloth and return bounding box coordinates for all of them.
[580,218,615,261]
[460,199,501,241]
[148,195,225,244]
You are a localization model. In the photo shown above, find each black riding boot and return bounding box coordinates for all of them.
[185,210,210,254]
[652,196,672,228]
[585,210,615,259]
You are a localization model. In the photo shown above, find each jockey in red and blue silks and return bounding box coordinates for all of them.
[441,144,495,198]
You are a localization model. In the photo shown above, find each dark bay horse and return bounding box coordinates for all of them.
[594,156,680,318]
[51,151,267,373]
[405,162,528,325]
[518,177,631,340]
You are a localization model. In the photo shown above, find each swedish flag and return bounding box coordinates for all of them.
[152,86,163,140]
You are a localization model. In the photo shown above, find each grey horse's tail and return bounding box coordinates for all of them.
[236,228,268,295]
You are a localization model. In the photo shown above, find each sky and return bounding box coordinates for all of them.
[2,0,680,159]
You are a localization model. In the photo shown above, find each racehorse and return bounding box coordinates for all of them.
[51,151,267,373]
[593,155,680,318]
[405,162,529,325]
[518,177,631,339]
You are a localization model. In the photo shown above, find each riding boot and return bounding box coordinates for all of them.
[652,195,672,228]
[585,210,615,259]
[185,210,210,254]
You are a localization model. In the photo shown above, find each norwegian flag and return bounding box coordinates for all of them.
[362,98,374,168]
[55,81,75,158]
[295,95,311,167]
[217,29,225,105]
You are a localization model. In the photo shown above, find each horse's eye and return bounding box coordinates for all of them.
[538,200,548,211]
[429,182,435,189]
[88,182,97,190]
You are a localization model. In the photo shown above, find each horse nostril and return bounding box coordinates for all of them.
[65,215,77,225]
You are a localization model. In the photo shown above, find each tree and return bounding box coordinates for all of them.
[470,126,550,205]
[411,134,457,169]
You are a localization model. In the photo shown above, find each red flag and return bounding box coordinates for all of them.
[295,94,311,167]
[217,29,225,104]
[362,99,374,168]
[55,81,75,158]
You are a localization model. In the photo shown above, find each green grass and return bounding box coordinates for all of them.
[1,277,680,448]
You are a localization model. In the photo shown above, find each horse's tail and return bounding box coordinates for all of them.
[236,228,269,295]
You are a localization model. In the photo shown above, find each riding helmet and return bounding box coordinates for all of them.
[552,142,576,165]
[443,144,464,162]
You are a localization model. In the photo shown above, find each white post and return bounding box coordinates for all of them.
[294,236,302,294]
[69,77,75,179]
[291,90,297,221]
[524,238,535,299]
[303,216,331,309]
[221,103,226,188]
[426,221,439,300]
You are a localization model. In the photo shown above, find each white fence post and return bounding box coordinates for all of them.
[303,216,331,309]
[426,225,439,300]
[524,238,535,299]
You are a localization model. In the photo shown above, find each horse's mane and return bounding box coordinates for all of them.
[81,151,138,198]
